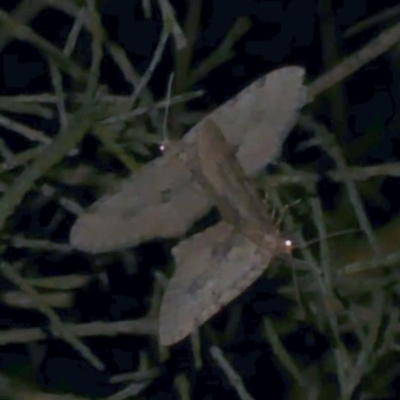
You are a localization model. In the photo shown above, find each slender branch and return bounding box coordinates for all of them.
[0,317,158,345]
[0,8,86,81]
[210,346,256,400]
[0,261,104,370]
[308,19,400,99]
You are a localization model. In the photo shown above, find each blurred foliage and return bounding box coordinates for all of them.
[1,0,400,399]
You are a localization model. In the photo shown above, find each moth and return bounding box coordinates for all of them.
[158,120,293,345]
[68,66,307,344]
[70,66,307,253]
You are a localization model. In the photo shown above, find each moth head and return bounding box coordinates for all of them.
[159,140,169,153]
[279,237,293,255]
[159,139,176,154]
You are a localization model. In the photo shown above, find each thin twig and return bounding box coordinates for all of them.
[1,290,73,309]
[0,0,45,51]
[0,261,104,370]
[102,90,204,125]
[0,8,86,81]
[188,16,252,86]
[157,0,186,50]
[0,105,97,230]
[0,317,158,345]
[262,161,400,188]
[340,250,400,275]
[262,319,304,387]
[299,115,379,253]
[344,5,400,38]
[173,373,191,400]
[129,29,170,108]
[84,0,104,100]
[11,236,73,252]
[64,7,87,56]
[25,274,92,290]
[210,346,256,400]
[0,146,45,174]
[0,114,51,144]
[308,19,400,99]
[0,100,53,118]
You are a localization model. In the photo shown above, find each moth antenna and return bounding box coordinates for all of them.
[160,73,174,153]
[304,228,359,247]
[275,198,302,228]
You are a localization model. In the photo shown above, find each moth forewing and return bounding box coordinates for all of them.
[70,146,212,253]
[70,66,306,253]
[236,66,307,175]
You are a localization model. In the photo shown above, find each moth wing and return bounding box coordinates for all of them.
[70,148,211,253]
[185,66,306,176]
[236,66,307,175]
[159,221,272,346]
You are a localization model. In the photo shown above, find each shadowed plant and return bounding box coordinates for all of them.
[1,1,400,400]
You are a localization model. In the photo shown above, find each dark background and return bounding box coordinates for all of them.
[1,0,400,399]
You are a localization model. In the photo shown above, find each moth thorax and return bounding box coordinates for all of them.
[264,235,292,255]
